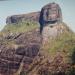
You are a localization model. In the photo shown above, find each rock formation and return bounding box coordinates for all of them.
[6,3,62,26]
[0,2,75,75]
[0,29,42,75]
[0,22,74,75]
[39,2,62,33]
[6,12,40,24]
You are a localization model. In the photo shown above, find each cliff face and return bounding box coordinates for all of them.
[39,2,62,26]
[0,2,75,75]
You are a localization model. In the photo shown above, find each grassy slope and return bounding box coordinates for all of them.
[0,22,75,75]
[1,22,75,63]
[0,21,39,47]
[2,21,39,34]
[42,23,75,67]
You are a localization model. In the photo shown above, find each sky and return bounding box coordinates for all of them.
[0,0,75,32]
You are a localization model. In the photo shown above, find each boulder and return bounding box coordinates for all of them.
[6,12,40,24]
[39,2,62,33]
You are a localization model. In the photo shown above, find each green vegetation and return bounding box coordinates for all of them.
[0,21,75,75]
[42,27,75,75]
[50,33,74,54]
[68,67,75,75]
[43,28,75,60]
[0,21,39,47]
[2,21,39,34]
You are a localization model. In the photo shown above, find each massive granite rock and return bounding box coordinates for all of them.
[6,12,40,24]
[39,2,62,33]
[1,2,75,75]
[6,3,62,26]
[0,22,74,75]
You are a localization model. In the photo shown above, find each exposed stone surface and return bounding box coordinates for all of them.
[0,29,42,75]
[42,22,70,44]
[6,3,62,26]
[39,2,62,33]
[39,2,62,24]
[0,22,73,75]
[0,2,75,75]
[6,12,40,24]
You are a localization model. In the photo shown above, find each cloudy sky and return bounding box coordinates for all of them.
[0,0,75,32]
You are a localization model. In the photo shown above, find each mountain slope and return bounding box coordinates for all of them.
[0,21,75,75]
[27,22,75,75]
[0,2,75,75]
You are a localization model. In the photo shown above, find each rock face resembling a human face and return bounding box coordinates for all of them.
[39,3,62,26]
[43,4,59,22]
